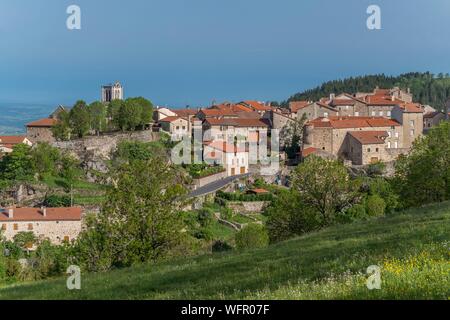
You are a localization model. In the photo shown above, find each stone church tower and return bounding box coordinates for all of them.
[102,81,123,103]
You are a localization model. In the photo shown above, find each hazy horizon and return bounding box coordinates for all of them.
[1,0,450,108]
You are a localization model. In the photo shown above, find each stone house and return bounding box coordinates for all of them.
[391,103,424,148]
[26,118,58,143]
[304,116,405,163]
[0,207,83,246]
[346,131,391,165]
[289,101,311,116]
[423,111,446,132]
[296,101,338,120]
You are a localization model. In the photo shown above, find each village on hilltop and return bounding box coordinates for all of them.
[0,81,449,247]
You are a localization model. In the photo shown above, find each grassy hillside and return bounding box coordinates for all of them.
[1,202,449,300]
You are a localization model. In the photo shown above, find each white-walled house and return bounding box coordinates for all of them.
[0,136,33,153]
[204,141,249,176]
[154,107,177,122]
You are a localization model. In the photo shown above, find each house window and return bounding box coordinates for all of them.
[367,148,371,152]
[371,111,376,116]
[355,112,360,116]
[410,129,415,137]
[176,126,180,130]
[387,111,392,117]
[182,126,186,130]
[410,120,415,126]
[376,148,379,152]
[388,131,392,138]
[388,142,391,148]
[28,223,33,231]
[395,141,398,148]
[324,112,329,118]
[64,236,70,242]
[13,224,18,231]
[1,224,6,231]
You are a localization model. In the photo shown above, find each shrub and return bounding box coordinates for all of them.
[197,209,214,228]
[43,195,71,207]
[235,224,269,250]
[193,229,213,241]
[265,190,320,243]
[212,240,233,253]
[220,208,233,221]
[367,162,386,177]
[368,178,399,213]
[338,202,367,223]
[216,191,273,202]
[366,195,386,217]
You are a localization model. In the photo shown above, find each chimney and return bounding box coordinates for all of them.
[330,93,335,101]
[391,96,395,102]
[8,208,13,219]
[41,206,47,217]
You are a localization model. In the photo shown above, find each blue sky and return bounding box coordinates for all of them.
[1,0,450,107]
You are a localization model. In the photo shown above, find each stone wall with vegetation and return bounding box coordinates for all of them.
[227,201,270,214]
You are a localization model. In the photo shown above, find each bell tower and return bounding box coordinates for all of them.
[102,81,123,103]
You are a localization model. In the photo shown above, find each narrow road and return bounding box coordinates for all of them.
[189,174,249,198]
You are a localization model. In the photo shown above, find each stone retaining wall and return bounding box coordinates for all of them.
[227,201,270,214]
[193,171,227,188]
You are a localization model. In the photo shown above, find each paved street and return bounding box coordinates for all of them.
[188,174,249,198]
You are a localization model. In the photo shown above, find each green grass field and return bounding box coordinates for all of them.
[1,202,449,300]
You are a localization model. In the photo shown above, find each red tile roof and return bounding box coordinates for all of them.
[200,109,238,117]
[0,136,28,145]
[289,101,310,113]
[26,118,58,127]
[205,118,268,128]
[239,101,272,111]
[398,103,423,113]
[365,95,404,106]
[248,188,269,194]
[329,99,356,106]
[0,207,82,222]
[308,116,401,129]
[302,147,318,157]
[173,109,198,117]
[348,131,388,145]
[159,116,184,123]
